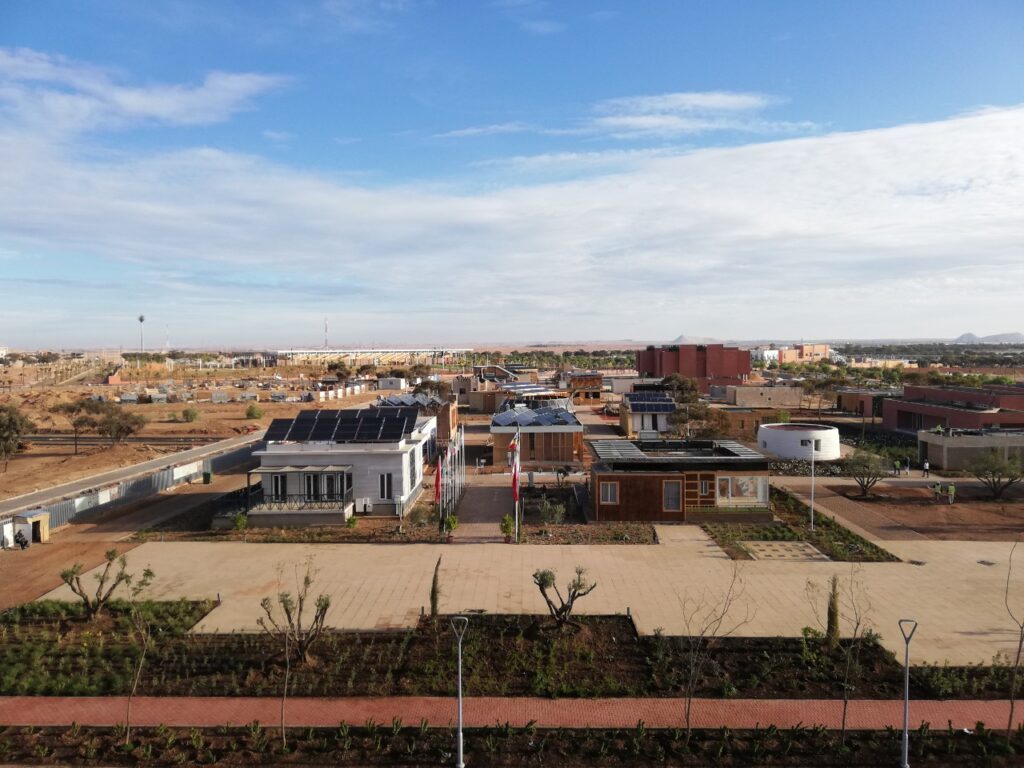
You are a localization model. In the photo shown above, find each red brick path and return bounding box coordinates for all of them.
[0,696,1019,730]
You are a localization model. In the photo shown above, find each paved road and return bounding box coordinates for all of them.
[0,431,263,519]
[24,434,221,446]
[1,695,1019,730]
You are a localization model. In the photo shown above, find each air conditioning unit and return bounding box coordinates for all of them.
[356,498,372,514]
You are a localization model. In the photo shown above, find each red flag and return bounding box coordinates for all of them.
[510,435,520,503]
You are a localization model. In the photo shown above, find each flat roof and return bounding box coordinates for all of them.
[591,438,767,464]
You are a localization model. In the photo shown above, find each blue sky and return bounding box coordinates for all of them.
[1,1,1023,349]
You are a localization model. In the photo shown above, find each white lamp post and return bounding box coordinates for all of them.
[899,619,918,768]
[451,616,469,768]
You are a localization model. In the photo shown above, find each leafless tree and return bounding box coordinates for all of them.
[532,566,597,630]
[60,549,141,621]
[124,566,156,746]
[258,558,332,751]
[678,564,755,741]
[805,566,872,745]
[1004,537,1024,741]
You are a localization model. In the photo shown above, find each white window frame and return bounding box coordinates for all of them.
[599,481,619,505]
[700,479,711,496]
[271,474,286,502]
[304,473,320,501]
[663,480,682,512]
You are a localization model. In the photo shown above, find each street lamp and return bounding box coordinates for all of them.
[451,616,469,768]
[899,619,918,768]
[804,437,819,532]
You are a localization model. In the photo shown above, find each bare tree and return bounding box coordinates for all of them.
[124,566,156,746]
[60,549,140,621]
[1004,538,1024,741]
[258,557,332,665]
[805,566,872,745]
[532,566,597,630]
[678,565,755,741]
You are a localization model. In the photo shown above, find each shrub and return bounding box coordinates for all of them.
[245,404,264,420]
[182,407,200,423]
[232,512,248,531]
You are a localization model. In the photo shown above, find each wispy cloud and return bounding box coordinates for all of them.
[321,0,413,33]
[262,129,291,142]
[433,121,532,138]
[492,0,564,35]
[0,47,288,135]
[435,90,815,141]
[3,70,1023,344]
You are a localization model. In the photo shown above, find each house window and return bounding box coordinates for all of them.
[599,481,619,505]
[800,438,823,452]
[379,473,393,500]
[700,480,711,496]
[271,474,286,501]
[304,474,320,501]
[409,450,418,488]
[324,474,337,500]
[663,480,682,512]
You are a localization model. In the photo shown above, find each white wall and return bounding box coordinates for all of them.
[757,424,841,460]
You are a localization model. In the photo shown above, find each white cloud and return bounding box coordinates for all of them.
[433,121,532,138]
[519,19,564,35]
[598,91,776,114]
[263,129,291,142]
[321,0,412,33]
[1,52,1022,343]
[0,47,288,135]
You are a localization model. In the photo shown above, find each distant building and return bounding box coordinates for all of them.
[491,406,585,468]
[917,428,1024,470]
[724,385,804,409]
[883,385,1024,433]
[562,370,603,404]
[635,344,750,394]
[778,344,830,364]
[835,387,902,420]
[589,439,771,522]
[620,391,676,438]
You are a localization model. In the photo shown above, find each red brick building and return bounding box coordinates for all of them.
[882,385,1024,433]
[635,344,750,393]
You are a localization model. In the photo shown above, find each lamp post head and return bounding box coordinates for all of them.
[898,618,918,643]
[451,615,468,640]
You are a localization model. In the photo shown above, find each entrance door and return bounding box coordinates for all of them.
[31,520,41,543]
[304,474,320,501]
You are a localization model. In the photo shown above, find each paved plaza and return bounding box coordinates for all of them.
[43,522,1024,665]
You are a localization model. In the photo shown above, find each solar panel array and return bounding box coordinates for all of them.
[625,391,676,414]
[264,408,415,444]
[491,406,580,427]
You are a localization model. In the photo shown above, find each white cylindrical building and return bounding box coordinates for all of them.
[756,423,841,461]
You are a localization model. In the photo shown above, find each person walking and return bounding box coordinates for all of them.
[947,482,956,505]
[893,459,901,477]
[932,482,942,503]
[904,457,911,476]
[922,459,930,477]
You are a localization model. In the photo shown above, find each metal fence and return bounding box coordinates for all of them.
[24,442,262,529]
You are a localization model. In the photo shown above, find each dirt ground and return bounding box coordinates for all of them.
[0,388,382,499]
[0,442,182,501]
[829,482,1024,540]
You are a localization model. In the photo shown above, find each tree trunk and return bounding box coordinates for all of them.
[1007,628,1024,741]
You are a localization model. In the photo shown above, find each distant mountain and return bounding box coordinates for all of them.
[953,332,1024,344]
[671,334,721,344]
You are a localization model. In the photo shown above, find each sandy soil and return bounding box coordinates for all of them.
[0,387,383,500]
[829,483,1024,541]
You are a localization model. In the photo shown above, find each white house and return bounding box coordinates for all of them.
[248,407,436,526]
[619,391,676,438]
[376,377,408,391]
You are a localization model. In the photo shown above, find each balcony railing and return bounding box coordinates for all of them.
[249,487,354,511]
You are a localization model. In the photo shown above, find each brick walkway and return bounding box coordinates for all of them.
[1,696,1020,730]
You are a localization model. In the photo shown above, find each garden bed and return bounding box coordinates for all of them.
[701,489,899,562]
[1,605,1013,700]
[134,517,445,544]
[518,486,657,545]
[1,722,1021,766]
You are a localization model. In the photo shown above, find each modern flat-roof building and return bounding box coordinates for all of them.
[635,344,750,394]
[724,384,804,409]
[917,428,1024,470]
[620,391,676,438]
[248,407,436,525]
[836,387,902,420]
[883,385,1024,433]
[490,405,585,468]
[561,370,604,404]
[589,439,771,523]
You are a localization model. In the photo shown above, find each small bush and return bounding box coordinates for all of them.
[232,512,248,531]
[245,404,264,419]
[182,407,200,423]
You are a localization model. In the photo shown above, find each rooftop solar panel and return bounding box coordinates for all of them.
[295,409,319,420]
[264,419,293,441]
[287,422,316,442]
[309,420,338,441]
